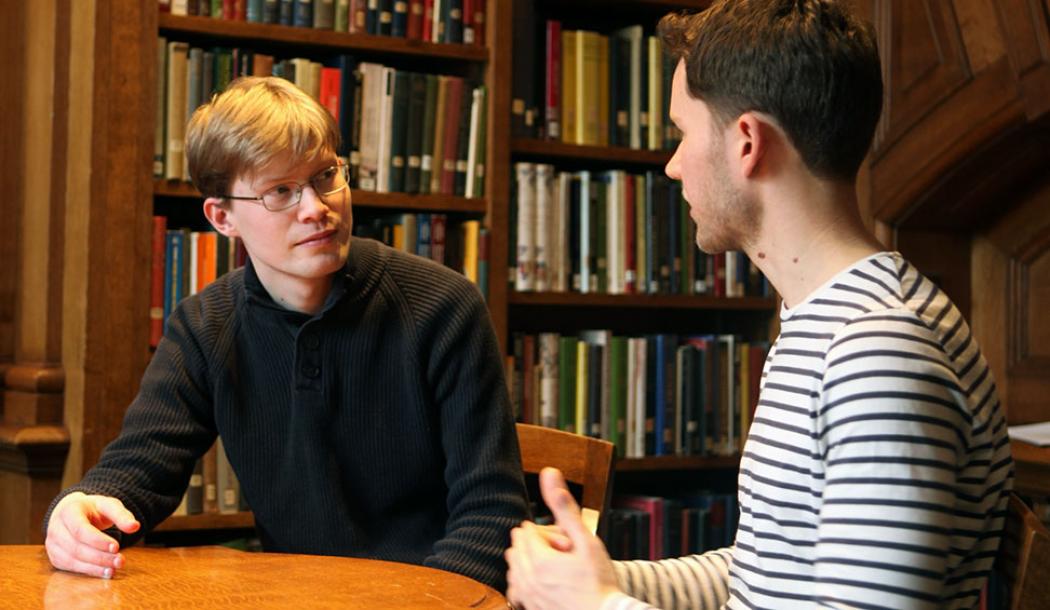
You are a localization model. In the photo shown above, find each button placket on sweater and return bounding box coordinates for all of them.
[296,323,323,391]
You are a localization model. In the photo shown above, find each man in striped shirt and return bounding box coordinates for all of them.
[505,1,1013,609]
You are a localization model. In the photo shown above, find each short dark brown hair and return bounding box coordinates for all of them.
[659,0,883,182]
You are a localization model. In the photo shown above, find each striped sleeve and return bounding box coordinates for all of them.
[814,312,970,609]
[603,547,734,610]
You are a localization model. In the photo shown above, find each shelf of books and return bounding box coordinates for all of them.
[154,180,488,213]
[510,292,776,310]
[511,138,672,166]
[158,13,488,62]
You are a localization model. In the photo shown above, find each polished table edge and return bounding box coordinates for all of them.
[0,545,509,609]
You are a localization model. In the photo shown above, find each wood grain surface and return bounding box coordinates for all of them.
[0,545,508,609]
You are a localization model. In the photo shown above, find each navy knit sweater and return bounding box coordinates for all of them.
[45,237,529,590]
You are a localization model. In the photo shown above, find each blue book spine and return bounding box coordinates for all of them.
[294,0,313,27]
[653,333,667,456]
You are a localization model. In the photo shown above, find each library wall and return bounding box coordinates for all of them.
[863,0,1050,425]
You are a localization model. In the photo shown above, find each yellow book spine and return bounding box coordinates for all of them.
[575,341,589,435]
[462,220,480,284]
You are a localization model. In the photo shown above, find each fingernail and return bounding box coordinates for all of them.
[103,568,113,579]
[108,543,117,553]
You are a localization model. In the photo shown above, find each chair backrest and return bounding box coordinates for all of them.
[994,493,1050,610]
[515,423,615,534]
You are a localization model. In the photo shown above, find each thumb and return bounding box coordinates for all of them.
[93,496,141,534]
[539,467,590,544]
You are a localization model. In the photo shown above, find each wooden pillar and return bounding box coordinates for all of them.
[0,0,71,544]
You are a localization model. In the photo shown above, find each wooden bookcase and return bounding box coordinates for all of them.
[500,0,773,495]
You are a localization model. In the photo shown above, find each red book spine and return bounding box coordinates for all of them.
[461,0,473,43]
[149,216,167,348]
[430,213,446,265]
[473,0,484,46]
[319,67,342,121]
[422,0,434,42]
[406,0,424,40]
[545,20,561,140]
[223,0,236,19]
[713,252,726,298]
[439,77,463,195]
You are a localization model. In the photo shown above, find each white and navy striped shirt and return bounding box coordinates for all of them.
[605,252,1013,610]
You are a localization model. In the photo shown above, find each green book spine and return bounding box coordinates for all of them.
[558,336,578,433]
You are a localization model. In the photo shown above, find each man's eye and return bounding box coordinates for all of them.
[317,167,338,181]
[271,184,294,196]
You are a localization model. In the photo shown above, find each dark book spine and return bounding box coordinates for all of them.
[444,0,462,43]
[262,0,279,22]
[366,0,379,34]
[453,83,473,196]
[511,0,538,138]
[403,72,427,194]
[391,0,408,37]
[378,0,393,35]
[279,0,295,25]
[388,70,410,193]
[294,0,313,26]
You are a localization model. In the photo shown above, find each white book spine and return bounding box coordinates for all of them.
[579,171,591,293]
[515,163,536,292]
[534,164,554,292]
[538,333,560,429]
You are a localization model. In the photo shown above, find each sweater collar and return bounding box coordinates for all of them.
[242,237,384,317]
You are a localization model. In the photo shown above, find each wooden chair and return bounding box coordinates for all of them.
[515,423,615,535]
[992,493,1050,610]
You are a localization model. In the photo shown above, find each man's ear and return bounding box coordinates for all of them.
[732,112,769,179]
[203,197,240,238]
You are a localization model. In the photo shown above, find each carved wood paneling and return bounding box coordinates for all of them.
[1007,224,1050,424]
[869,0,1024,225]
[873,0,971,156]
[972,180,1050,426]
[994,0,1050,121]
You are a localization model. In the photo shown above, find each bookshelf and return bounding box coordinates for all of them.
[154,180,489,213]
[502,0,770,559]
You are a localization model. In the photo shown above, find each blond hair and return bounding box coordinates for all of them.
[186,76,341,198]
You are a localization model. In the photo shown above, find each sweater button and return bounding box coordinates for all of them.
[302,365,320,378]
[303,334,320,349]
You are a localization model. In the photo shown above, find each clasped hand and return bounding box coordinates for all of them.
[504,467,621,610]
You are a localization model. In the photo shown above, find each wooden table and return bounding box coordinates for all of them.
[0,545,508,609]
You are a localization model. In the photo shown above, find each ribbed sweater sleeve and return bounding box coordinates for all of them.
[383,252,528,589]
[42,287,226,545]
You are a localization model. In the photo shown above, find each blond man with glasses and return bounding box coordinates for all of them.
[43,76,529,591]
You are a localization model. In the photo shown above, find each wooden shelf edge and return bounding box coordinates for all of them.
[158,14,488,62]
[154,511,255,532]
[154,180,487,213]
[511,138,673,166]
[615,455,740,472]
[509,291,777,311]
